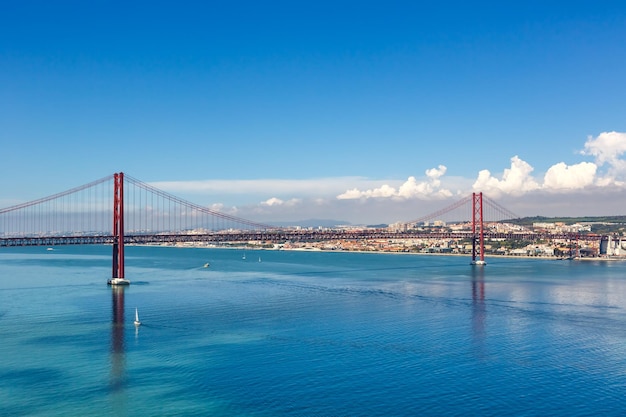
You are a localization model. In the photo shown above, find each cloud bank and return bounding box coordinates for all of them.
[149,132,626,223]
[336,165,453,200]
[471,131,626,197]
[334,131,626,203]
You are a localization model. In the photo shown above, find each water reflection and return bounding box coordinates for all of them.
[110,286,127,412]
[471,266,486,356]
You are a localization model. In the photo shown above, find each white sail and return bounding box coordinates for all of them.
[134,308,141,326]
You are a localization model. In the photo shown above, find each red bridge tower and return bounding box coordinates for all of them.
[108,172,130,285]
[471,192,487,266]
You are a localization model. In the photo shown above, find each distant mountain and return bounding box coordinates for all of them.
[366,224,389,229]
[267,219,353,228]
[511,215,626,226]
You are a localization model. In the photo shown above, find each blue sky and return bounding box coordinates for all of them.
[2,1,626,224]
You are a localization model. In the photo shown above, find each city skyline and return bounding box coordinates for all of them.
[2,2,626,224]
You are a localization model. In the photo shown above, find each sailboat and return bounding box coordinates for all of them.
[134,308,141,326]
[242,252,246,260]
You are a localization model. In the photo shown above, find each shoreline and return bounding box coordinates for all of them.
[133,242,626,261]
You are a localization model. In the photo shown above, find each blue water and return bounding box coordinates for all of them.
[1,246,626,416]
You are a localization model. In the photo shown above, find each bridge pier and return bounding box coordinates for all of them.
[108,172,130,285]
[471,192,487,266]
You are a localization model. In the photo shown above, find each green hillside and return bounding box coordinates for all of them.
[509,216,626,234]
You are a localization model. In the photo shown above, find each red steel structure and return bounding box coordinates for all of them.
[112,172,125,279]
[471,192,486,265]
[0,172,528,272]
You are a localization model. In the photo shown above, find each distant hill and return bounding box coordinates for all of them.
[510,215,626,226]
[509,216,626,234]
[268,219,353,228]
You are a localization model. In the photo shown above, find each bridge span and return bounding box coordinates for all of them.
[0,172,605,282]
[0,229,605,248]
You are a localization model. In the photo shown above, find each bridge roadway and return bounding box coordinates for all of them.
[0,230,606,247]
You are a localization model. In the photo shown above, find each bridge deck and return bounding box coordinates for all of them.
[0,230,604,247]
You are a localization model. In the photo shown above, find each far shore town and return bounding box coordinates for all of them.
[160,219,626,260]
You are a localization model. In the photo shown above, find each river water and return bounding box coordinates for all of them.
[1,245,626,416]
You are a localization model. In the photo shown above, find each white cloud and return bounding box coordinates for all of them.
[337,166,452,200]
[397,176,453,199]
[336,184,397,199]
[262,197,284,206]
[469,133,626,197]
[425,165,446,182]
[472,156,540,197]
[209,203,225,211]
[581,131,626,185]
[335,188,365,200]
[543,162,597,190]
[582,131,626,168]
[261,197,301,206]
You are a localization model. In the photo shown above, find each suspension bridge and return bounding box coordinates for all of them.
[0,172,543,283]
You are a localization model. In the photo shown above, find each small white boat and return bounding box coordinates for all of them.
[258,257,262,263]
[203,262,210,268]
[134,308,141,326]
[107,278,131,285]
[242,253,246,260]
[46,247,54,251]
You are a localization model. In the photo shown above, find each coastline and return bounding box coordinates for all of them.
[132,242,626,261]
